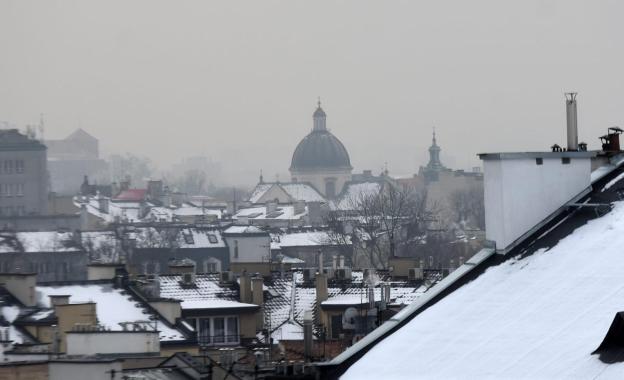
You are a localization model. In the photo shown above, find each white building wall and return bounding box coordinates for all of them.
[224,235,271,263]
[49,361,123,380]
[66,331,160,356]
[481,153,593,252]
[291,168,351,198]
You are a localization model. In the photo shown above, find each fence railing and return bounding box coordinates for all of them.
[197,334,240,346]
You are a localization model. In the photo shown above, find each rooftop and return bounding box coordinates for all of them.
[340,163,624,379]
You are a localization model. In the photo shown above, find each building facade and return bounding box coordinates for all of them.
[0,129,48,216]
[46,129,109,195]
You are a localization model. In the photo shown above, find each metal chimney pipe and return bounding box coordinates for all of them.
[566,92,578,151]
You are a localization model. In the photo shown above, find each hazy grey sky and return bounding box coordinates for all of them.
[1,0,623,185]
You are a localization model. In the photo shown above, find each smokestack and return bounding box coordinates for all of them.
[566,92,578,151]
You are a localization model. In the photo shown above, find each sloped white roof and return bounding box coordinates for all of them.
[248,182,326,204]
[280,183,325,202]
[333,182,382,211]
[132,227,226,249]
[234,205,307,221]
[223,225,265,234]
[157,274,256,311]
[248,183,273,203]
[270,231,335,250]
[344,202,624,380]
[36,283,185,341]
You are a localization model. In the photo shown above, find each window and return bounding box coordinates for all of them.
[325,179,336,198]
[183,230,194,245]
[234,240,239,259]
[213,317,225,343]
[207,234,218,244]
[562,157,571,165]
[144,261,161,274]
[15,160,24,174]
[536,158,543,165]
[3,161,12,174]
[226,317,238,342]
[331,314,344,339]
[203,258,221,273]
[3,184,12,197]
[16,184,23,197]
[196,316,240,346]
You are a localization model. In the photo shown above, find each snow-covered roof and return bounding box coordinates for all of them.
[158,274,257,311]
[270,231,339,250]
[36,283,186,341]
[279,183,325,202]
[0,295,34,344]
[248,182,325,204]
[248,183,273,203]
[262,271,430,341]
[132,227,226,249]
[147,204,223,222]
[271,321,304,343]
[223,225,266,235]
[0,232,80,253]
[333,182,382,211]
[234,205,307,221]
[343,201,624,379]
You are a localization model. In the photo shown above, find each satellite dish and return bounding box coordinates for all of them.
[342,307,358,330]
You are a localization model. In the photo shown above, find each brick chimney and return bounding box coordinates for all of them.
[252,276,264,330]
[239,272,252,304]
[316,273,328,304]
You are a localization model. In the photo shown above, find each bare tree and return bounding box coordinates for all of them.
[448,186,485,230]
[325,184,436,269]
[322,211,358,266]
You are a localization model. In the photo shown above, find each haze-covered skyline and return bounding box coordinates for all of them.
[1,0,623,185]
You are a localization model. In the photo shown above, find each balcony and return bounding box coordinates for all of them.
[197,334,240,347]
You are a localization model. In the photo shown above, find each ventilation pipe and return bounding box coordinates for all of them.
[566,92,579,151]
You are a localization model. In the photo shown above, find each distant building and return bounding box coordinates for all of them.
[0,129,48,216]
[290,102,353,198]
[46,129,108,195]
[397,131,484,226]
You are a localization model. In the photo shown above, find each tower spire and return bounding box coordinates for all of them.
[427,127,444,170]
[312,98,327,132]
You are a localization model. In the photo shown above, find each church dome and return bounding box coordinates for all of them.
[290,130,352,171]
[290,103,352,172]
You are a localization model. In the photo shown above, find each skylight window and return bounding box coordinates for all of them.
[183,230,194,244]
[207,234,218,244]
